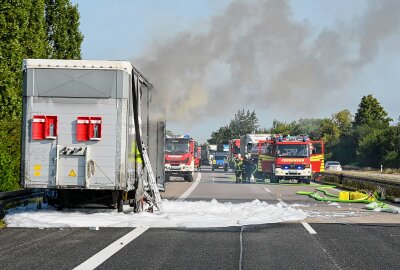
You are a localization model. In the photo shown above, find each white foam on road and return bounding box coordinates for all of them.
[4,199,307,228]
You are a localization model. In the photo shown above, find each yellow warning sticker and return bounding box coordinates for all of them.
[68,170,77,177]
[34,171,41,177]
[34,165,41,171]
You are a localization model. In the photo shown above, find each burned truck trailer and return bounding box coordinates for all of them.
[20,59,154,211]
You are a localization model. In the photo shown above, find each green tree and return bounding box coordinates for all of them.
[0,0,47,119]
[356,129,385,168]
[354,94,391,128]
[0,0,83,191]
[269,119,293,135]
[228,109,259,137]
[332,109,352,133]
[291,118,324,139]
[207,125,232,144]
[45,0,83,59]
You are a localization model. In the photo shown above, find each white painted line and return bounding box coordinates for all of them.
[239,226,244,270]
[264,188,271,193]
[73,226,149,270]
[177,172,202,201]
[301,222,317,234]
[277,198,288,207]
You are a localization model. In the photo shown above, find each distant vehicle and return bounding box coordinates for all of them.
[212,153,228,172]
[325,161,342,171]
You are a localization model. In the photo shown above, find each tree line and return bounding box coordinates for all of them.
[0,0,83,191]
[208,95,399,169]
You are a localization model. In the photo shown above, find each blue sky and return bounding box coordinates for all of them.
[71,0,400,143]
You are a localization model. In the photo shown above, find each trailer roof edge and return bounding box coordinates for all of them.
[22,59,153,88]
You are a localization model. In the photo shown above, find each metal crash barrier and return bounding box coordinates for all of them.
[0,189,44,219]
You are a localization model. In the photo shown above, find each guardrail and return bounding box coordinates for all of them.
[0,189,44,219]
[319,171,400,200]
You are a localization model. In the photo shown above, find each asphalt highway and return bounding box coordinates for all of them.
[1,166,400,270]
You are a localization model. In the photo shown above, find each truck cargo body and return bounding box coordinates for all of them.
[200,144,210,165]
[21,59,151,209]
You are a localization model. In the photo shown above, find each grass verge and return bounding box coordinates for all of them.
[0,219,6,229]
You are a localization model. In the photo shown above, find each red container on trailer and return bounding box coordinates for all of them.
[32,115,46,140]
[89,117,102,140]
[76,116,90,141]
[45,116,58,139]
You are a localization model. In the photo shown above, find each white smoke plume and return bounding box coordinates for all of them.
[134,0,400,124]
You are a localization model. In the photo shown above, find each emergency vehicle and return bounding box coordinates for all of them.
[195,146,201,170]
[165,135,198,182]
[228,139,241,168]
[257,135,324,184]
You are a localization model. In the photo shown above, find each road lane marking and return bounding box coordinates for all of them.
[73,226,149,270]
[264,188,271,193]
[239,226,244,270]
[301,222,317,234]
[177,172,202,201]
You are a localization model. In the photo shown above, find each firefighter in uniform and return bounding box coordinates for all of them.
[234,157,243,183]
[242,156,250,183]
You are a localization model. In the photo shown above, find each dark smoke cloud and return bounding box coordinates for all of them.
[134,0,400,124]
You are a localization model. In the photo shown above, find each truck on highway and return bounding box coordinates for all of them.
[20,59,159,212]
[212,152,229,171]
[200,144,211,165]
[257,135,324,184]
[239,134,271,177]
[165,135,198,182]
[209,144,217,161]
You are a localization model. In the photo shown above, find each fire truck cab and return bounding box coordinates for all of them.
[258,135,324,184]
[165,135,198,182]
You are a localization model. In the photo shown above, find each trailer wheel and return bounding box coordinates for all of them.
[117,191,123,212]
[0,206,5,219]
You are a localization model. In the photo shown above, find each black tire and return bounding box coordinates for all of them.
[304,178,311,185]
[270,175,279,184]
[187,173,194,182]
[183,175,188,181]
[117,191,124,212]
[0,206,5,219]
[165,176,170,182]
[224,166,228,172]
[212,167,215,171]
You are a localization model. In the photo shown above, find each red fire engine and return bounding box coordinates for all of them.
[228,139,241,168]
[165,135,198,182]
[257,135,324,184]
[195,146,201,170]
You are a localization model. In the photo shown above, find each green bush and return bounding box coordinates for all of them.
[0,119,21,192]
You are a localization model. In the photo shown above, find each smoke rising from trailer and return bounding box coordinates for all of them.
[135,0,400,124]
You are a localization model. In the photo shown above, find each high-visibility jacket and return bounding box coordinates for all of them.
[234,159,243,171]
[129,141,142,164]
